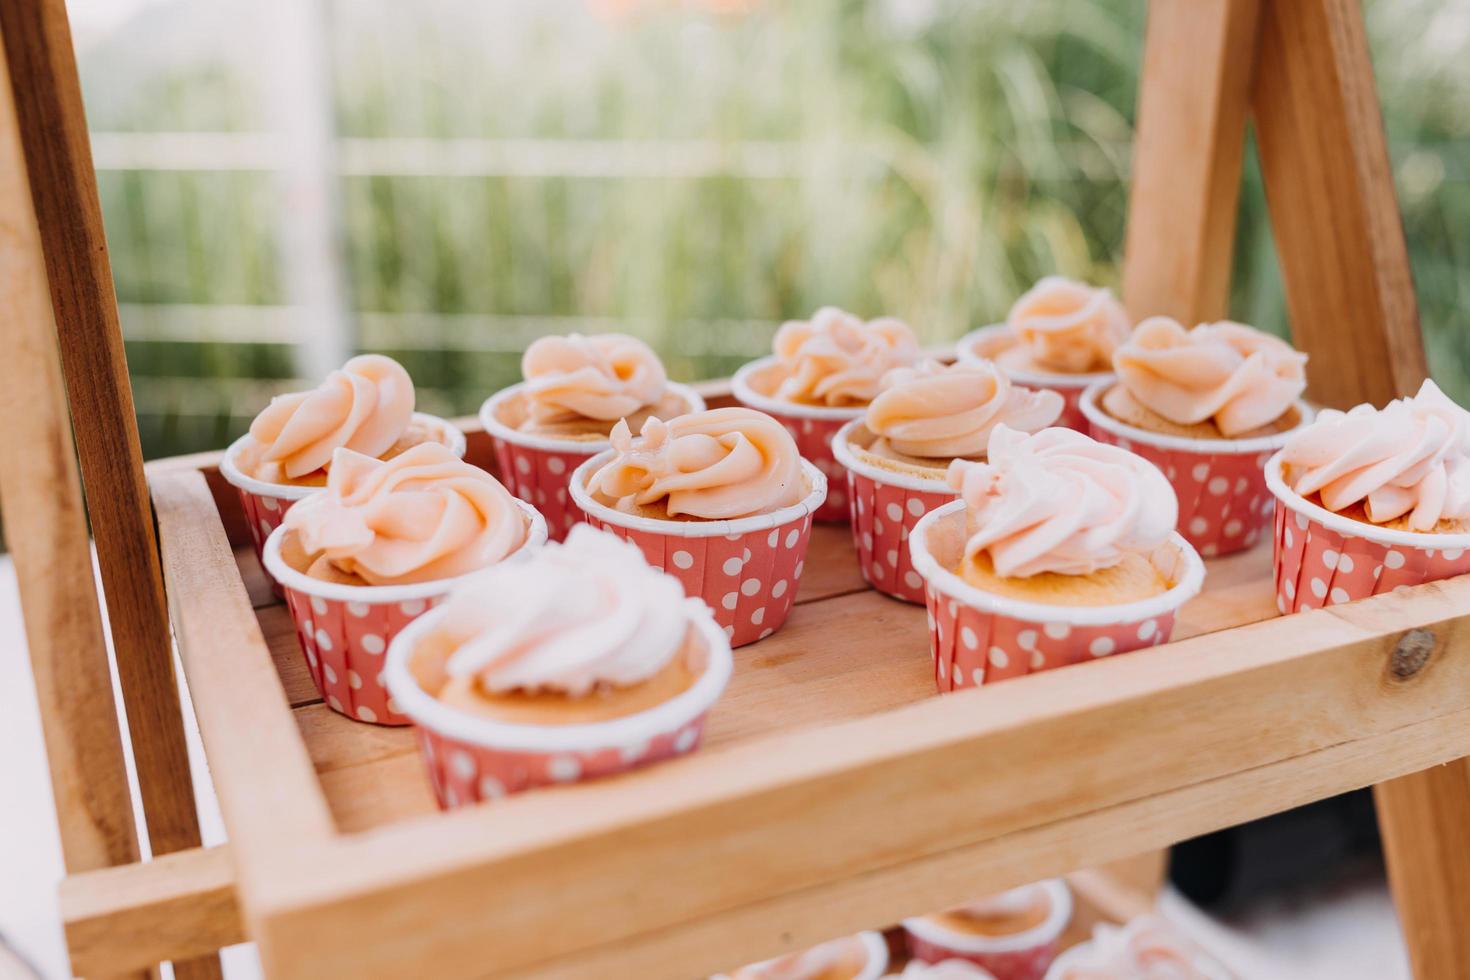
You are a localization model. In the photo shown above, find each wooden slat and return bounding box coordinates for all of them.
[0,14,140,890]
[0,0,212,887]
[61,847,245,977]
[149,471,335,897]
[1122,0,1261,324]
[1251,0,1424,408]
[242,573,1470,979]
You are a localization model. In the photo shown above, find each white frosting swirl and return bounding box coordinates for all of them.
[434,525,692,696]
[1057,916,1224,980]
[729,936,871,980]
[899,961,996,980]
[947,426,1177,577]
[772,307,919,406]
[1281,379,1470,530]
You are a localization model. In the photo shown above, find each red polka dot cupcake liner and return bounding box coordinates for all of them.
[1081,382,1312,558]
[732,356,862,522]
[220,413,468,591]
[909,501,1205,690]
[569,454,827,648]
[1265,454,1470,613]
[383,607,732,807]
[904,880,1072,980]
[261,501,548,726]
[480,382,705,542]
[832,419,959,604]
[957,325,1111,432]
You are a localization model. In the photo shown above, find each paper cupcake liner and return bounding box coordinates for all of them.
[385,609,733,807]
[479,382,706,542]
[1081,382,1312,558]
[732,356,863,522]
[832,419,959,604]
[910,501,1204,690]
[219,413,468,587]
[956,325,1111,432]
[261,500,548,725]
[1265,454,1470,613]
[904,881,1072,980]
[569,454,827,647]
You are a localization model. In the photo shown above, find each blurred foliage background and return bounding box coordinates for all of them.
[71,0,1469,459]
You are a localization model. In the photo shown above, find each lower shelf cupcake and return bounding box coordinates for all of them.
[385,526,733,807]
[712,931,889,980]
[903,880,1071,980]
[909,426,1204,689]
[1043,915,1233,980]
[570,407,826,646]
[264,443,547,725]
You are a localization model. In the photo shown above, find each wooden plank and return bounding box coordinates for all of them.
[61,847,245,977]
[1252,0,1424,408]
[1122,0,1261,324]
[149,471,336,893]
[0,0,210,901]
[0,15,140,889]
[243,574,1470,979]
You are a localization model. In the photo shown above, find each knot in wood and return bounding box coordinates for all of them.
[1390,629,1435,680]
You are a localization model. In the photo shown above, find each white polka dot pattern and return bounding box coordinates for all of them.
[1086,422,1283,557]
[1271,495,1470,613]
[486,434,593,542]
[840,465,958,604]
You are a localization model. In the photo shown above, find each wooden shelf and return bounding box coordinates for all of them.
[130,420,1470,980]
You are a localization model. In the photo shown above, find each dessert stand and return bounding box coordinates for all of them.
[3,0,1466,977]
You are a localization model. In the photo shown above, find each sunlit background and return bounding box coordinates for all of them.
[68,0,1470,460]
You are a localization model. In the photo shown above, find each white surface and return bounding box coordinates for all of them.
[0,553,1411,978]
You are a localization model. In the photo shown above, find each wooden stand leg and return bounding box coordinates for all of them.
[1251,0,1424,409]
[0,3,221,977]
[1122,0,1261,325]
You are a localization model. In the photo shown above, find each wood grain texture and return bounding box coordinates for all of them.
[0,17,139,885]
[1252,0,1425,408]
[61,846,244,977]
[0,0,208,872]
[1123,0,1261,324]
[245,569,1470,979]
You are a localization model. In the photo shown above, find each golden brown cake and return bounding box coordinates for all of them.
[927,888,1052,938]
[1101,384,1300,441]
[956,551,1170,607]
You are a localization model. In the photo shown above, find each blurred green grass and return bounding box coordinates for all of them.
[77,0,1469,458]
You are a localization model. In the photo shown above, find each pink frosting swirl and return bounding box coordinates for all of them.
[1280,379,1470,530]
[248,354,415,479]
[1058,916,1224,980]
[731,936,872,980]
[947,426,1177,577]
[587,407,806,519]
[432,526,693,695]
[772,307,918,406]
[865,359,1064,458]
[1113,317,1307,436]
[521,333,668,425]
[1006,276,1130,373]
[284,443,527,585]
[899,962,995,980]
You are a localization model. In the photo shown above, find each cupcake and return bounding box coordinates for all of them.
[833,359,1064,603]
[713,932,890,980]
[892,962,998,979]
[384,525,732,806]
[904,880,1072,980]
[1043,916,1233,980]
[219,353,466,571]
[1080,317,1311,557]
[262,442,547,725]
[909,426,1204,690]
[1268,379,1470,613]
[570,407,827,647]
[480,333,705,540]
[958,278,1129,429]
[732,307,919,521]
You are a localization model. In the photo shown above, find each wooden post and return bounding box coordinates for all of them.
[1251,0,1424,410]
[0,2,221,977]
[1252,1,1465,976]
[1122,0,1261,325]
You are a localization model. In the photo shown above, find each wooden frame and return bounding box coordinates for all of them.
[6,0,1469,977]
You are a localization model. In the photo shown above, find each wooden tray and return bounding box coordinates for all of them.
[114,399,1470,980]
